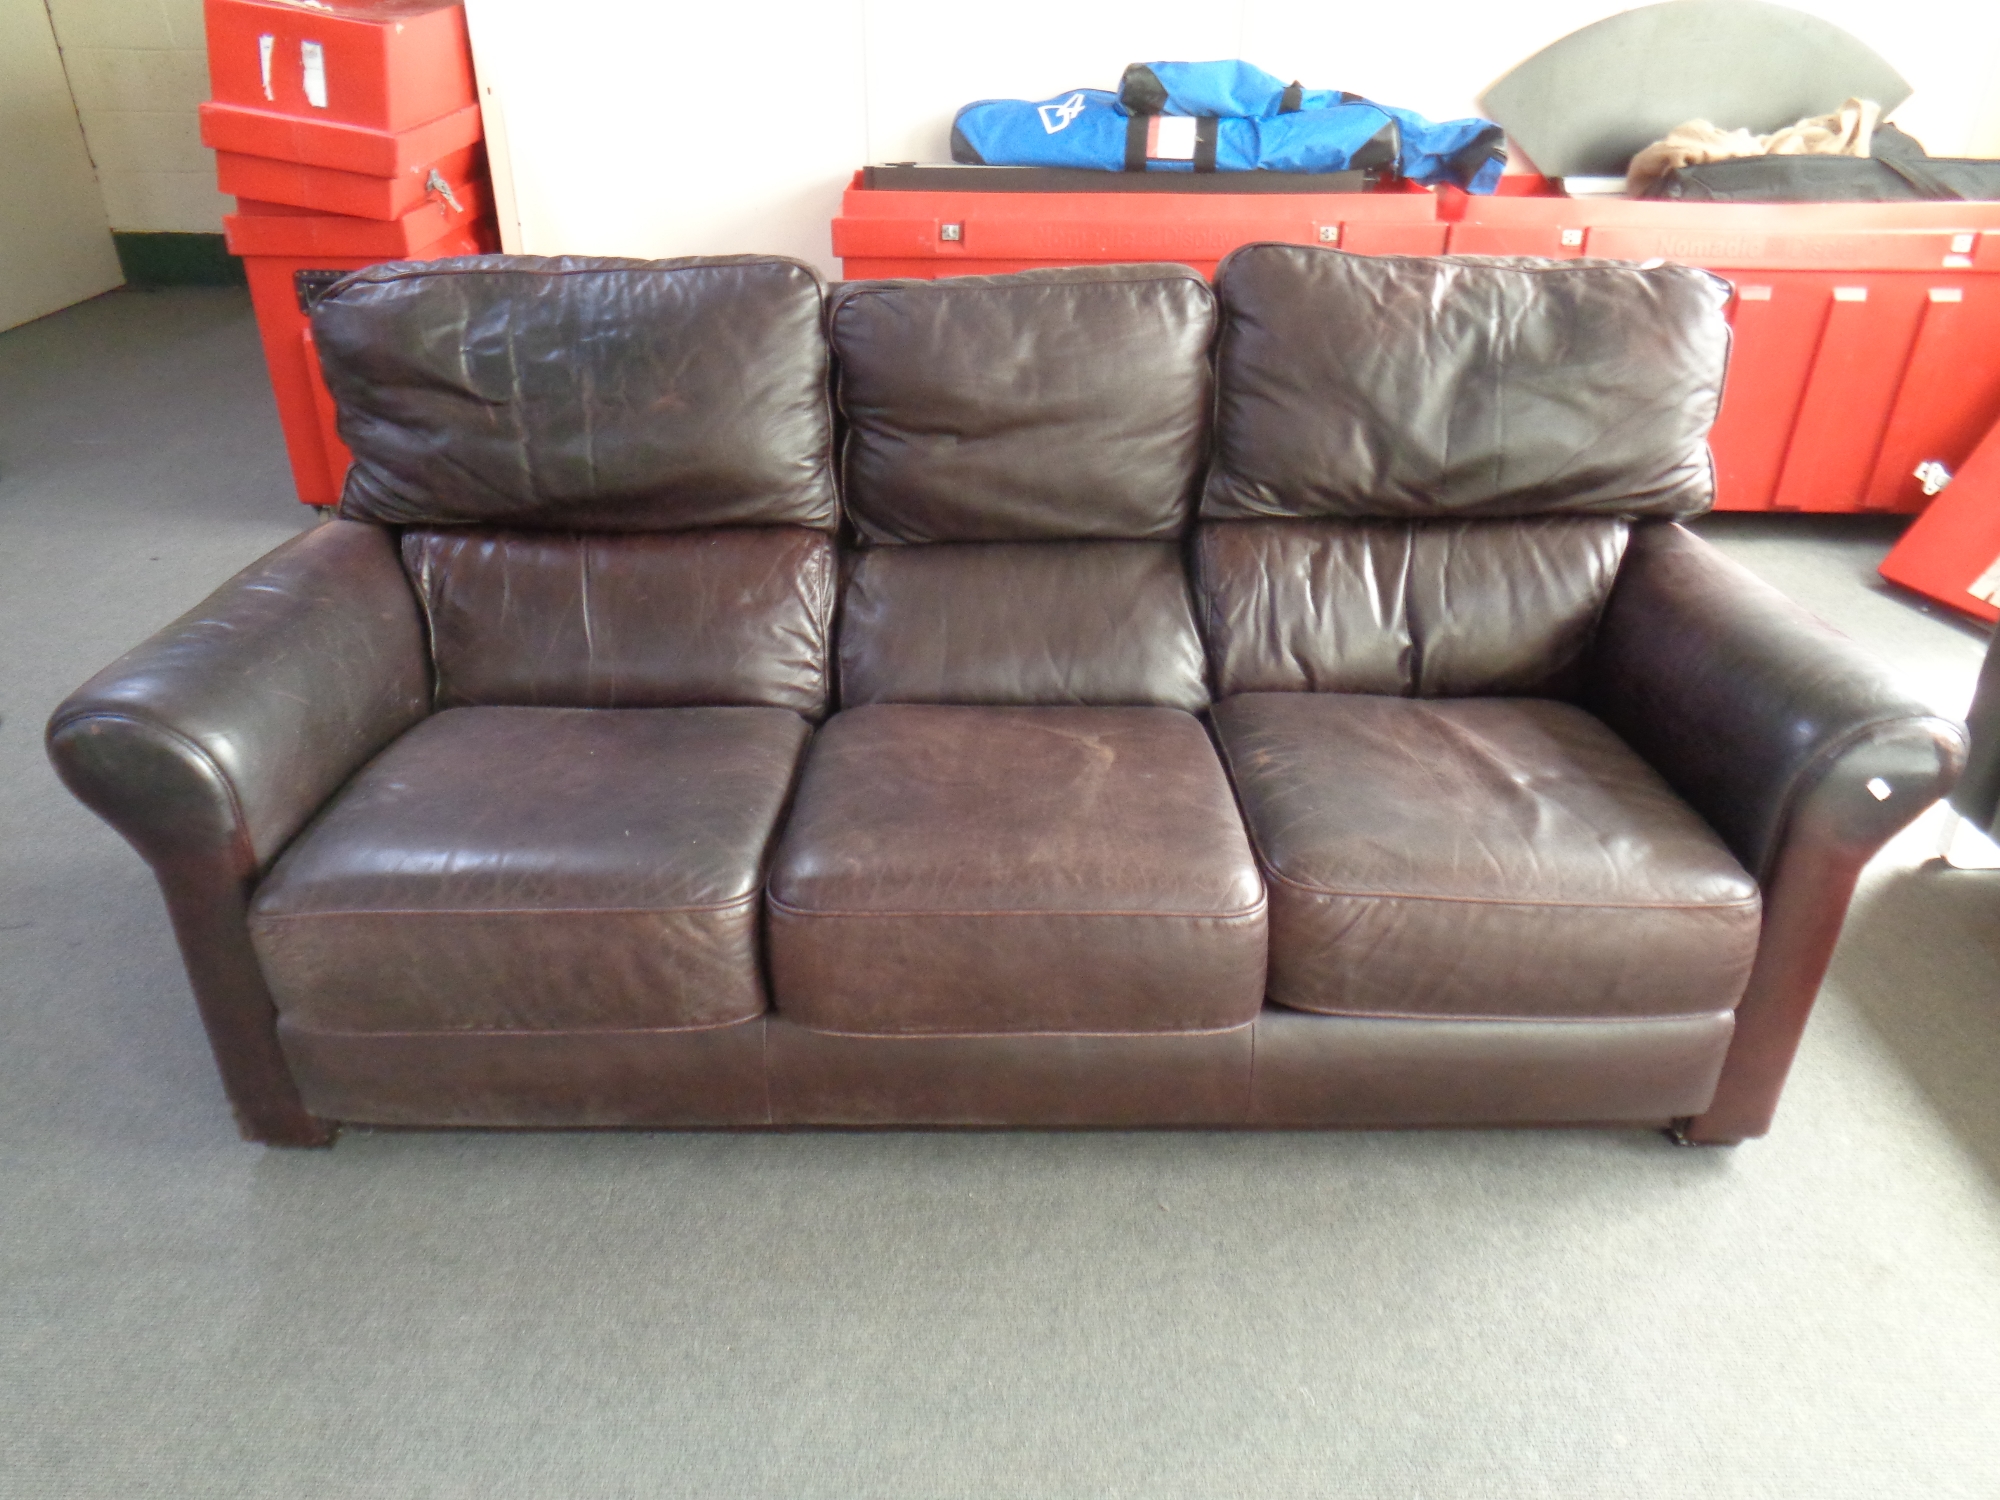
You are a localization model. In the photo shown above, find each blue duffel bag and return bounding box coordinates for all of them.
[949,60,1504,192]
[951,88,1401,176]
[1116,60,1506,192]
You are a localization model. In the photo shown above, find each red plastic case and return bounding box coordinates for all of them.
[199,98,483,178]
[833,174,1445,279]
[1878,415,2000,623]
[215,141,481,220]
[223,183,490,258]
[204,0,475,134]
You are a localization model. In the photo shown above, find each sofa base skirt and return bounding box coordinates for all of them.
[274,1008,1735,1131]
[764,1018,1255,1125]
[276,1016,771,1127]
[1248,1008,1735,1127]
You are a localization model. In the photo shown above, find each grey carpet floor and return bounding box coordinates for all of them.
[4,288,1999,1500]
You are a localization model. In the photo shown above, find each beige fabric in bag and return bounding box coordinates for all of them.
[1626,97,1881,193]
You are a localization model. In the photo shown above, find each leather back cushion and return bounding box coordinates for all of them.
[830,267,1215,543]
[318,255,837,531]
[839,542,1208,711]
[403,527,835,716]
[1203,246,1730,522]
[1195,517,1628,698]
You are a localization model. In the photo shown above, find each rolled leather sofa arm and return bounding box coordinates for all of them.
[46,520,429,1144]
[1589,521,1967,1141]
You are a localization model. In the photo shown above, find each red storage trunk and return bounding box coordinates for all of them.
[199,98,484,178]
[215,141,481,220]
[204,0,475,134]
[224,184,490,258]
[1445,193,2000,514]
[1879,415,2000,624]
[833,173,1444,279]
[237,217,496,508]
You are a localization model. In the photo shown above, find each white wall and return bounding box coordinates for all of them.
[469,0,2000,276]
[45,0,229,233]
[1,0,124,330]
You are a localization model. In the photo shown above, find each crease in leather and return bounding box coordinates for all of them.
[1255,862,1761,911]
[1197,517,1629,698]
[257,892,764,920]
[402,526,834,715]
[773,1019,1258,1041]
[767,893,1267,921]
[279,1014,767,1039]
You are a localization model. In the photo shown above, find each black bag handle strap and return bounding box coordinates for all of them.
[1194,117,1219,172]
[1874,150,1964,201]
[1124,113,1148,172]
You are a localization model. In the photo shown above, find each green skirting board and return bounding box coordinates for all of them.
[112,232,247,288]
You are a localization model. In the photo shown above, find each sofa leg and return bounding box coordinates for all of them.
[1666,1117,1741,1147]
[243,1113,338,1148]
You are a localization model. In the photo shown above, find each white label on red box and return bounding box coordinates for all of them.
[301,41,328,109]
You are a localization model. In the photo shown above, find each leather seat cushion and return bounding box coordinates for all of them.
[249,705,811,1032]
[1212,693,1761,1021]
[767,704,1268,1035]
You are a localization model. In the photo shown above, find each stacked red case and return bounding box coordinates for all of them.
[1878,415,2000,623]
[833,170,1445,280]
[201,0,496,506]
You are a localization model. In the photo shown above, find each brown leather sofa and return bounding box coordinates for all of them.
[47,247,1967,1147]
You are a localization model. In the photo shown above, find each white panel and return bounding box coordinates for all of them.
[62,46,210,113]
[159,0,204,49]
[96,169,230,233]
[468,0,868,274]
[42,0,174,51]
[1239,0,1607,135]
[0,0,123,330]
[863,0,1247,166]
[1789,0,2000,157]
[78,108,213,174]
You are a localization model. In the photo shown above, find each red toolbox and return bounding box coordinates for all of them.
[204,0,493,507]
[215,141,481,220]
[204,0,476,134]
[1879,414,2000,624]
[1444,192,2000,513]
[200,98,484,178]
[224,185,490,258]
[228,208,496,509]
[833,169,1444,279]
